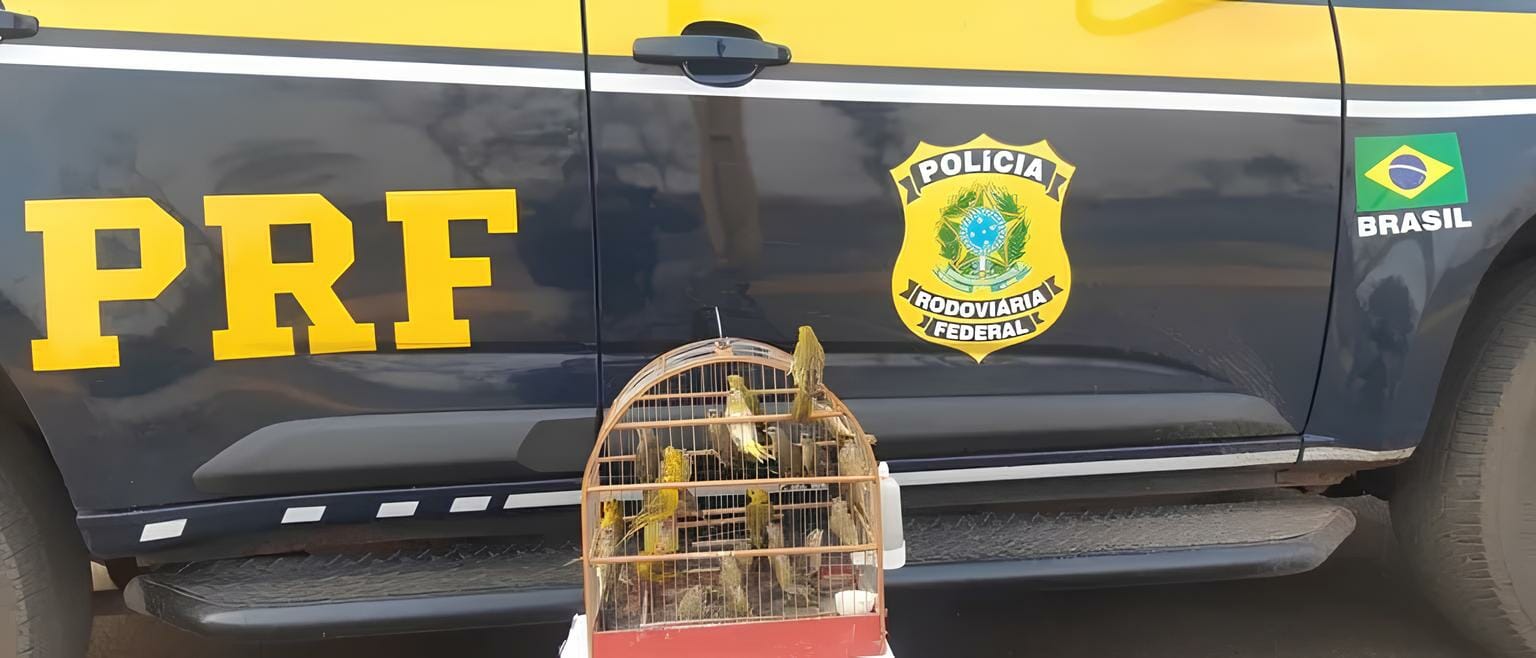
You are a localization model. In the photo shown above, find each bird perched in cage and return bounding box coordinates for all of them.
[718,554,752,617]
[745,488,773,549]
[636,518,679,583]
[621,446,691,542]
[633,427,662,484]
[725,387,776,463]
[838,435,875,530]
[761,425,780,459]
[675,584,710,621]
[589,499,623,609]
[838,434,873,479]
[815,400,857,440]
[766,519,787,549]
[801,528,825,573]
[709,411,778,474]
[772,552,813,604]
[793,431,822,478]
[789,325,825,422]
[781,432,806,478]
[766,522,815,604]
[726,374,762,414]
[705,409,741,468]
[829,497,860,546]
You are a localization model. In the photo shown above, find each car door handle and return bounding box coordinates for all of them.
[0,10,39,40]
[633,35,791,68]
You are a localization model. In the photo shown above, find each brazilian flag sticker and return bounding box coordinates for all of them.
[1355,133,1468,213]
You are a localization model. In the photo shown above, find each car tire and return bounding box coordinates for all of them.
[1393,262,1536,657]
[0,424,90,658]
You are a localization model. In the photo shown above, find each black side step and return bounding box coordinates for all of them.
[124,542,583,641]
[125,497,1353,641]
[890,497,1355,589]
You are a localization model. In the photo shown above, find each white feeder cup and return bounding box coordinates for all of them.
[879,462,905,570]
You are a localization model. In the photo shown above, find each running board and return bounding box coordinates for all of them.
[124,542,583,641]
[124,497,1353,640]
[889,496,1355,589]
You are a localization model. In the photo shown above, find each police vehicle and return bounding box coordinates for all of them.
[0,1,1532,656]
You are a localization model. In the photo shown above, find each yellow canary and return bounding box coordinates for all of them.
[628,490,678,543]
[718,554,752,618]
[829,497,859,546]
[726,374,762,415]
[675,584,709,621]
[633,427,661,484]
[789,325,825,422]
[636,518,678,582]
[621,446,690,543]
[745,488,772,549]
[725,388,775,463]
[589,499,622,608]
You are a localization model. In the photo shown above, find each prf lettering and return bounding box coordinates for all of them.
[26,189,518,372]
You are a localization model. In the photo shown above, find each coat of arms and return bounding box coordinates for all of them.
[889,135,1075,362]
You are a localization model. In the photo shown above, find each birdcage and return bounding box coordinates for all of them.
[579,336,886,658]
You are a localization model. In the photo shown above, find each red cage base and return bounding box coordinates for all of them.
[592,614,885,658]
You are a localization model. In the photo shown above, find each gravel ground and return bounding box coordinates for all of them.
[87,497,1489,657]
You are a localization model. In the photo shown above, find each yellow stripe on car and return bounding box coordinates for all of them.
[16,1,1536,91]
[587,0,1340,84]
[1336,7,1536,87]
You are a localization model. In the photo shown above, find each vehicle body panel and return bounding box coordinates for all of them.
[586,0,1341,461]
[1305,3,1536,453]
[0,5,598,510]
[0,0,1529,568]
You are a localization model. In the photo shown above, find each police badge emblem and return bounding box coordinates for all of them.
[889,135,1075,362]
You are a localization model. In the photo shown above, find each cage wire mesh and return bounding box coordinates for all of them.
[581,337,883,639]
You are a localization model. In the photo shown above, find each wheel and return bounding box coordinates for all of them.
[1393,262,1536,656]
[0,425,90,658]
